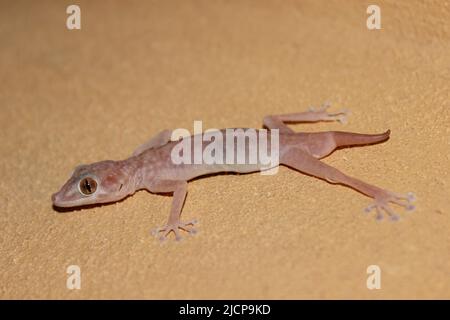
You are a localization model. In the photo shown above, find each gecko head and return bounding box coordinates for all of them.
[52,160,133,208]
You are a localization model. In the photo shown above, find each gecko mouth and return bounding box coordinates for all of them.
[51,192,85,208]
[52,194,73,207]
[51,192,60,205]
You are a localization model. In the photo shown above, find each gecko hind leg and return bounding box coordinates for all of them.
[364,192,416,221]
[307,102,349,124]
[280,148,416,221]
[263,102,349,133]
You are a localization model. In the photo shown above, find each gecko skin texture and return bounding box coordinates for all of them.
[52,104,416,241]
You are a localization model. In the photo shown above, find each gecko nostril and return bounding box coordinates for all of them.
[51,193,57,202]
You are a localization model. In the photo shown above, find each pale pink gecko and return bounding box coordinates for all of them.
[52,104,415,241]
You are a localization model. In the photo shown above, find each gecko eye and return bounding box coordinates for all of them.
[79,177,97,195]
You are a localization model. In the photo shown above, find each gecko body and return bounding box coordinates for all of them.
[52,105,415,241]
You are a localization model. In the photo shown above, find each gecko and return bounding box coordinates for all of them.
[52,104,415,241]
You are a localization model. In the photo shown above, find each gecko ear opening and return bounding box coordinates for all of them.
[78,177,98,196]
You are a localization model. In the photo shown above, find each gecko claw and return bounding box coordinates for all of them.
[335,110,349,124]
[407,192,416,202]
[329,108,349,124]
[152,218,198,242]
[376,212,384,221]
[364,191,416,222]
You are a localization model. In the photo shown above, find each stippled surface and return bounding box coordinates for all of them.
[1,0,449,299]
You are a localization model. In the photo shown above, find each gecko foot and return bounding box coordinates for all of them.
[308,102,349,124]
[364,192,416,221]
[151,219,198,242]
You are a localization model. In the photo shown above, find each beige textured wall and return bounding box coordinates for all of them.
[0,0,449,299]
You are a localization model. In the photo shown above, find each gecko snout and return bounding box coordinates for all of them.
[51,191,66,207]
[51,191,69,207]
[51,192,61,206]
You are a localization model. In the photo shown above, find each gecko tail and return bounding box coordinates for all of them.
[333,129,391,148]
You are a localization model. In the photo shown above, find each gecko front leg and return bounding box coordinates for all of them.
[147,180,197,241]
[132,129,173,156]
